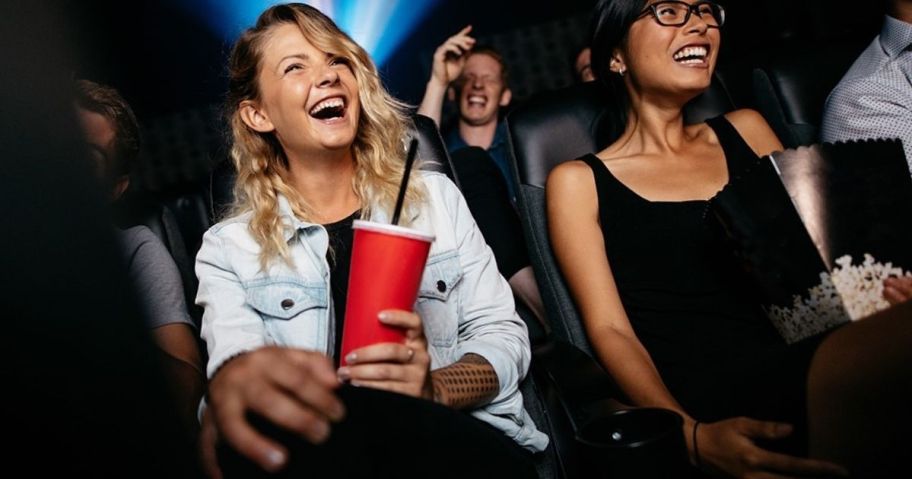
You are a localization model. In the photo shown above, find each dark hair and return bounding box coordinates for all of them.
[73,79,141,177]
[589,0,646,142]
[467,45,510,87]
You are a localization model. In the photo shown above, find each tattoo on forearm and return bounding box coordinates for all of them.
[431,353,499,410]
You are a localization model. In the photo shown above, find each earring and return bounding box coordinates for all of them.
[617,66,626,76]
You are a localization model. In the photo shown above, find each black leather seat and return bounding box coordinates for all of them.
[412,114,461,188]
[165,189,212,269]
[752,38,869,148]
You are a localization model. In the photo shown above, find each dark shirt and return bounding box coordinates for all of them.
[324,210,360,365]
[578,117,819,433]
[445,121,517,201]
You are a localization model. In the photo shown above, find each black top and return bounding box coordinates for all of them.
[579,116,786,396]
[324,210,360,366]
[450,146,530,279]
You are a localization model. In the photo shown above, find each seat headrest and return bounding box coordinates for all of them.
[411,114,458,186]
[506,82,613,189]
[507,76,734,188]
[752,38,869,147]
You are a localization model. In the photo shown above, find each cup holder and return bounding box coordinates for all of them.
[575,407,690,478]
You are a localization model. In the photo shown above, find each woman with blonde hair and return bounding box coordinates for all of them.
[195,3,546,477]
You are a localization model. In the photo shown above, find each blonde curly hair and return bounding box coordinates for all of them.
[226,3,423,268]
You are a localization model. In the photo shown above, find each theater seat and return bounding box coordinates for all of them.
[412,114,461,188]
[752,38,868,148]
[506,78,735,354]
[165,189,211,268]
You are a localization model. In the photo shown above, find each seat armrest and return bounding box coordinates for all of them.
[532,340,690,477]
[532,339,626,430]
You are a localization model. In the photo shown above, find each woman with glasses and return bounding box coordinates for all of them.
[547,1,852,477]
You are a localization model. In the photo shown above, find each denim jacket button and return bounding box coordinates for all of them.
[281,299,295,310]
[436,280,447,293]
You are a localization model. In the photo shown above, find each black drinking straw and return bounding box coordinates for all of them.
[391,138,419,225]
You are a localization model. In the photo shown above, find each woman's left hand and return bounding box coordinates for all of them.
[337,309,433,400]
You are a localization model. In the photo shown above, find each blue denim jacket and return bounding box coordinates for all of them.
[195,172,548,452]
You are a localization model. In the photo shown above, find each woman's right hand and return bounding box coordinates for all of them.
[430,25,476,88]
[694,418,850,478]
[205,347,346,474]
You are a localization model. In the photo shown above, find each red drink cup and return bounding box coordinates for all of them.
[339,220,434,366]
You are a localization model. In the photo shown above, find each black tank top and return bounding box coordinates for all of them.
[579,116,783,389]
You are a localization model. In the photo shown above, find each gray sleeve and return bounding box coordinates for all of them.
[121,226,196,330]
[821,78,912,170]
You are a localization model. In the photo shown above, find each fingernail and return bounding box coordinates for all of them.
[265,449,286,470]
[378,312,390,321]
[331,402,346,422]
[311,421,330,443]
[337,367,350,380]
[345,352,357,364]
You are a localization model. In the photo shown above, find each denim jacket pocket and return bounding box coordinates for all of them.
[417,252,463,346]
[245,277,327,320]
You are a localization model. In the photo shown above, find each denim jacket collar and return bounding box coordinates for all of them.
[277,195,316,243]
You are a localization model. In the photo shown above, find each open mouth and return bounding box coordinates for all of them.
[309,96,346,120]
[466,94,488,108]
[672,45,709,66]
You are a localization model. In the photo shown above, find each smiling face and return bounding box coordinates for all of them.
[455,52,511,127]
[615,0,721,102]
[242,23,361,159]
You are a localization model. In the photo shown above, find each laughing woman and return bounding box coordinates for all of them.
[547,1,852,478]
[195,3,546,478]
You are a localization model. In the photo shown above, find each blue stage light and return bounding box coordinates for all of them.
[172,0,440,66]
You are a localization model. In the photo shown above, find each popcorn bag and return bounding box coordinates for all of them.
[710,139,912,343]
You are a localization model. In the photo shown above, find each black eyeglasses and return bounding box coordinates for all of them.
[638,1,726,28]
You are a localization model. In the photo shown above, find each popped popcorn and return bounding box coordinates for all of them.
[766,254,911,343]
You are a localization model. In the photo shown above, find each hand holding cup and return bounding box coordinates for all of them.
[337,309,433,400]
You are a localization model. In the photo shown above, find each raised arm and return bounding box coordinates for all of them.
[417,25,475,126]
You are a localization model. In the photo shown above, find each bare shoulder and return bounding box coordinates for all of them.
[547,159,596,198]
[723,108,784,157]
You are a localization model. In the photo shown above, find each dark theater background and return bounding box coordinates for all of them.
[66,0,878,194]
[0,0,895,476]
